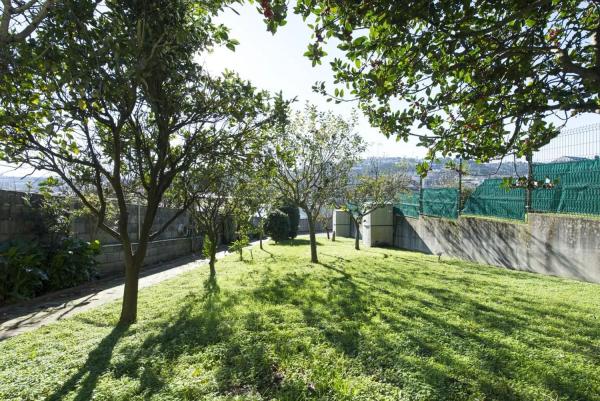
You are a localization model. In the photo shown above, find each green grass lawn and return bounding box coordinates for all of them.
[1,237,599,401]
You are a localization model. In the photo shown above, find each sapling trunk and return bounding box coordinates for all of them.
[307,214,318,263]
[354,217,361,250]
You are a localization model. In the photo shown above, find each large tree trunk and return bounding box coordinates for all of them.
[119,240,148,325]
[307,212,318,263]
[353,217,361,250]
[119,256,140,325]
[117,194,159,325]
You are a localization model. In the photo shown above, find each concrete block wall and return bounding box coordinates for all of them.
[72,204,191,244]
[297,218,330,234]
[362,206,394,247]
[333,209,365,241]
[96,236,201,276]
[1,189,198,278]
[0,190,41,242]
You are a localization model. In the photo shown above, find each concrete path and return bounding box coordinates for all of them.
[0,245,246,341]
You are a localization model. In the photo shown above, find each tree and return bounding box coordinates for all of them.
[232,159,279,250]
[0,0,282,324]
[272,104,364,263]
[187,165,235,278]
[176,134,276,274]
[315,209,333,240]
[343,172,410,250]
[279,203,299,238]
[270,1,600,161]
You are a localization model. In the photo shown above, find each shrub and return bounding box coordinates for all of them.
[0,240,47,304]
[265,210,290,243]
[0,239,100,304]
[46,239,101,291]
[279,204,299,239]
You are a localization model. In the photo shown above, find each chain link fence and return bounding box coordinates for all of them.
[396,123,600,221]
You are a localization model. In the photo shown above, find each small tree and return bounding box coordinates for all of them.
[231,161,278,250]
[316,209,333,240]
[344,172,410,250]
[272,104,364,263]
[175,136,276,274]
[265,210,290,244]
[186,164,242,277]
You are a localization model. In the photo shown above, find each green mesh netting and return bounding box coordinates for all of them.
[345,202,359,216]
[463,179,525,220]
[532,158,600,215]
[422,188,459,219]
[394,192,420,218]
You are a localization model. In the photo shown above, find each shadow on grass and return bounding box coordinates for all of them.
[258,247,275,258]
[42,251,600,401]
[46,324,129,401]
[204,274,220,296]
[248,258,600,401]
[271,239,322,247]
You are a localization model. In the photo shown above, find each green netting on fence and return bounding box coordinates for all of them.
[422,188,458,219]
[463,179,526,220]
[532,158,600,215]
[394,192,420,218]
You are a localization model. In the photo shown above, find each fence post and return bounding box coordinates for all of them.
[419,176,424,216]
[525,151,533,216]
[457,156,463,216]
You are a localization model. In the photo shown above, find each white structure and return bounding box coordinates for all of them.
[333,210,351,237]
[333,206,394,247]
[362,205,394,247]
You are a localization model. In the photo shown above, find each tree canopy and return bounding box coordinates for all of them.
[267,0,600,161]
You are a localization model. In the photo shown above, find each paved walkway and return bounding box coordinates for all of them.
[0,245,245,341]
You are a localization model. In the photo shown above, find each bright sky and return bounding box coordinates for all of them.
[199,3,428,159]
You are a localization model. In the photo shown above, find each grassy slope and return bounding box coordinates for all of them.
[1,237,599,401]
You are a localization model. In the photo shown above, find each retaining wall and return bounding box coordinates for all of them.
[394,213,600,283]
[333,206,600,283]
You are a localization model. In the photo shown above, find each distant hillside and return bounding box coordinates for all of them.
[0,176,48,192]
[353,157,529,188]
